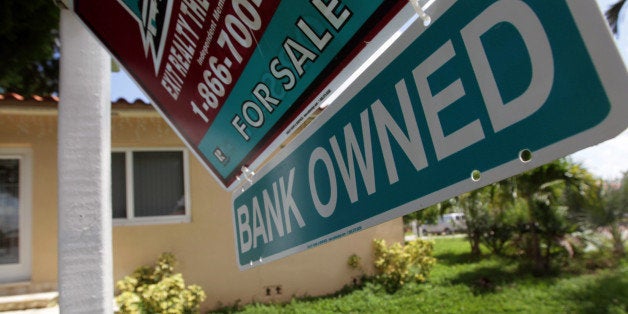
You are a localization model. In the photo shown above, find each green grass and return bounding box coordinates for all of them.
[212,238,628,313]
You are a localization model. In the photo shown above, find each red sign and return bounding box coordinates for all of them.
[74,0,405,189]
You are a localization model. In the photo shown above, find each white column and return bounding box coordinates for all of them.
[58,9,113,313]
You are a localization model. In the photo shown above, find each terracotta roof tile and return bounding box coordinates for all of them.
[0,93,154,115]
[10,93,25,101]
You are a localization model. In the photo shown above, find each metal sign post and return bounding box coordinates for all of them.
[231,0,628,270]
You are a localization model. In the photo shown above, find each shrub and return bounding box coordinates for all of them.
[372,238,436,292]
[347,254,362,271]
[115,253,206,313]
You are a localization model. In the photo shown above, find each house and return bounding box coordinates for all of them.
[0,93,403,310]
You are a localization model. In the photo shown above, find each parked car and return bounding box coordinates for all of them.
[421,213,466,235]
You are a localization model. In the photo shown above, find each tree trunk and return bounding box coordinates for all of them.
[543,239,552,272]
[611,223,626,258]
[528,224,544,273]
[470,231,482,258]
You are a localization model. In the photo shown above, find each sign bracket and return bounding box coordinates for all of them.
[409,0,432,26]
[237,166,256,192]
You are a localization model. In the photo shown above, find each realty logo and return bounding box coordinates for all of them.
[117,0,174,75]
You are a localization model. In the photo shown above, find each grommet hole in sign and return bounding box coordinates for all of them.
[519,149,532,163]
[471,170,481,182]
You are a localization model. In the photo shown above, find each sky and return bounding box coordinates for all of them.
[110,0,628,181]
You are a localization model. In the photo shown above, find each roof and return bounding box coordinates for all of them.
[0,93,155,115]
[0,92,59,103]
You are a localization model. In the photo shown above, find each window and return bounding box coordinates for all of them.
[0,148,32,282]
[112,149,190,225]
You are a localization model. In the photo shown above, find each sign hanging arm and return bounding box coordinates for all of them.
[409,0,432,26]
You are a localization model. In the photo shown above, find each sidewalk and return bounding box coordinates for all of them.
[2,307,58,314]
[0,292,58,313]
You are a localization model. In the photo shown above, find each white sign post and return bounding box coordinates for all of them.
[58,9,113,312]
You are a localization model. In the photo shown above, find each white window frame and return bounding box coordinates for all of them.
[0,147,32,283]
[112,147,191,226]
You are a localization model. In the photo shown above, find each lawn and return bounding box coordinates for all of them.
[213,237,628,313]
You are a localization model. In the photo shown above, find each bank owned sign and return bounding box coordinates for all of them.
[232,0,628,269]
[73,0,402,190]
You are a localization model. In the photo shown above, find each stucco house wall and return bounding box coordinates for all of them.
[0,95,403,310]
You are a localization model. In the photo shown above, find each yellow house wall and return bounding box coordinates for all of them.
[0,110,403,309]
[0,113,59,287]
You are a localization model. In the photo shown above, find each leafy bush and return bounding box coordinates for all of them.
[347,254,362,271]
[372,238,436,292]
[115,253,206,313]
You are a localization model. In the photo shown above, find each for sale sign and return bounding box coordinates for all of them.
[73,0,404,190]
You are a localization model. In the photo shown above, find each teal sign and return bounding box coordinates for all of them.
[232,0,628,269]
[198,0,394,186]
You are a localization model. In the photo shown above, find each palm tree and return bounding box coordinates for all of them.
[607,0,626,34]
[590,173,627,257]
[457,188,492,257]
[508,160,603,273]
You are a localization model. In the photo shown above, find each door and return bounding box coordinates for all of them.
[0,149,31,283]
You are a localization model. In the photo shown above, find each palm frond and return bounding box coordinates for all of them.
[607,0,626,34]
